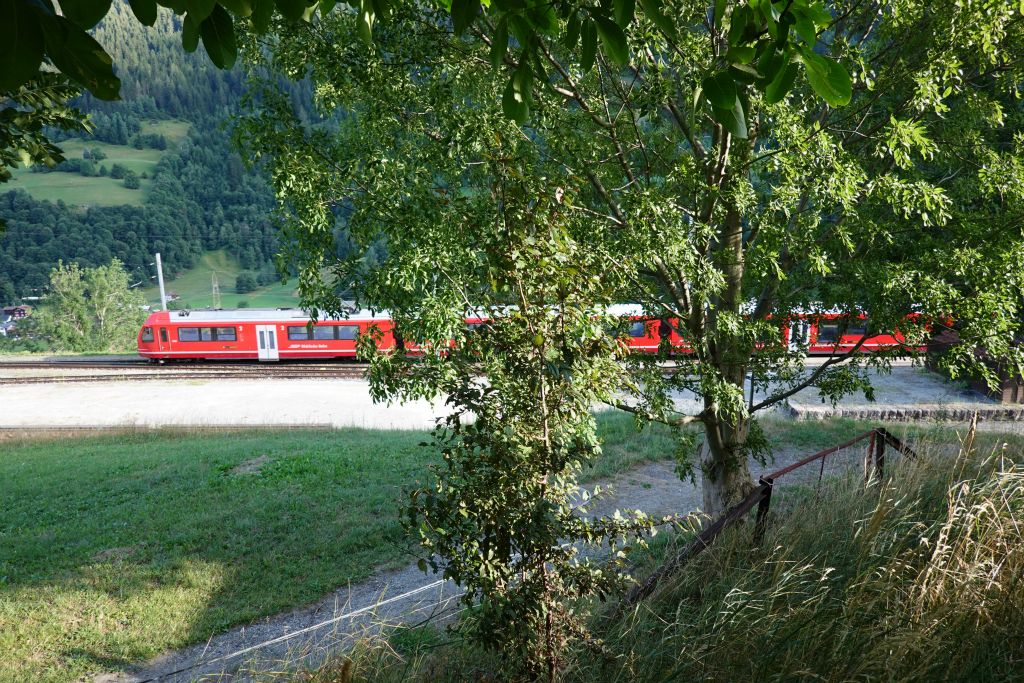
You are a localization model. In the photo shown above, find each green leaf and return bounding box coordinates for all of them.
[800,49,851,106]
[60,0,113,29]
[563,12,580,50]
[713,0,726,27]
[729,63,761,83]
[276,0,307,20]
[756,48,784,85]
[792,9,816,44]
[528,2,557,33]
[764,61,798,103]
[614,0,634,28]
[128,0,158,25]
[318,0,336,14]
[594,16,628,66]
[638,0,672,35]
[490,17,508,68]
[186,0,216,22]
[805,2,833,26]
[726,45,755,64]
[182,13,200,51]
[251,0,274,32]
[200,5,237,68]
[765,61,794,102]
[712,95,747,138]
[502,63,531,124]
[580,19,596,71]
[220,0,255,17]
[38,14,120,99]
[0,0,45,91]
[702,70,737,109]
[357,0,375,44]
[451,0,479,35]
[728,5,750,45]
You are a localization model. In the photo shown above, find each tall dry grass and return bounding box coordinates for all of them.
[581,429,1024,682]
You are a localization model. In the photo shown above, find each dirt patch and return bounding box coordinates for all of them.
[92,546,137,563]
[229,455,270,476]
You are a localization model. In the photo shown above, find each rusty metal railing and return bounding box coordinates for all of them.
[623,427,916,607]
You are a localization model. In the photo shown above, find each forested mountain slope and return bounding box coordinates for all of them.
[0,1,305,302]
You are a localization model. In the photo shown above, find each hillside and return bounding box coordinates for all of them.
[144,250,299,309]
[5,120,190,207]
[0,0,303,304]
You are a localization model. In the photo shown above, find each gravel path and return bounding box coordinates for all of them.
[94,438,881,683]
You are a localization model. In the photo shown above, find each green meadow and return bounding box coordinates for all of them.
[142,250,301,310]
[5,120,190,207]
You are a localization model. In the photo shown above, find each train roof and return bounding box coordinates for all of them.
[144,308,391,324]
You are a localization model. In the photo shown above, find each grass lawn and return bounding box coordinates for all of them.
[143,250,301,310]
[4,119,190,207]
[0,412,680,682]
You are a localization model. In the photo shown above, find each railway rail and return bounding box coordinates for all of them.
[0,359,368,384]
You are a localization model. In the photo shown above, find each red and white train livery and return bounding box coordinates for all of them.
[137,308,395,361]
[137,306,923,361]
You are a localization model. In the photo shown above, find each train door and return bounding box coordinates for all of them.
[788,319,810,351]
[256,324,279,361]
[158,327,169,353]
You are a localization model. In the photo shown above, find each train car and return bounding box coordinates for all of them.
[139,307,926,362]
[137,308,395,361]
[786,313,925,355]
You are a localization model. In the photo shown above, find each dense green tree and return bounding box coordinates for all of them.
[241,0,1024,522]
[235,271,257,293]
[29,258,147,352]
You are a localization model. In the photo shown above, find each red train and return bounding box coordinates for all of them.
[137,306,922,361]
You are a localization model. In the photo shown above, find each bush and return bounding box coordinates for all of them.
[123,172,140,190]
[237,300,250,308]
[109,163,127,179]
[235,272,258,294]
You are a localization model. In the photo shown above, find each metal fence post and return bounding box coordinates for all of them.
[753,477,773,545]
[874,429,886,480]
[864,430,877,483]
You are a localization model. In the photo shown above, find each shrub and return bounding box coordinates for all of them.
[235,272,257,294]
[123,172,140,190]
[109,163,127,179]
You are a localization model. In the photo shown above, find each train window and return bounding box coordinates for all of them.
[313,326,335,340]
[160,328,168,342]
[847,320,869,336]
[817,324,840,343]
[337,325,358,341]
[288,326,310,340]
[628,321,647,337]
[200,328,214,341]
[215,327,236,341]
[465,323,482,334]
[178,327,200,342]
[141,327,154,342]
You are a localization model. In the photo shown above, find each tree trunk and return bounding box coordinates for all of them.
[697,130,757,518]
[700,411,756,519]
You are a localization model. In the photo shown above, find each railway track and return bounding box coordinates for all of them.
[0,360,369,384]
